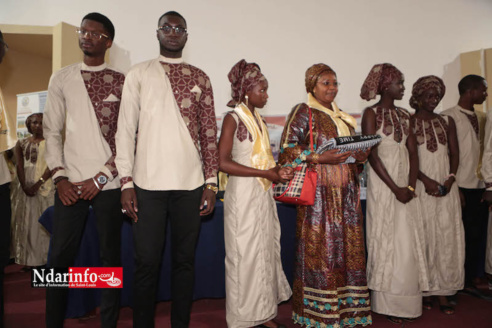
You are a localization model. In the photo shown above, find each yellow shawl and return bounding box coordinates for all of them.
[234,103,276,191]
[307,93,356,137]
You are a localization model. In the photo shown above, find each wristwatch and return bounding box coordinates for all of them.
[97,175,108,185]
[205,184,218,194]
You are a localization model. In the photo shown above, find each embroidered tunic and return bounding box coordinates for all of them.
[116,56,218,191]
[44,62,125,190]
[365,106,428,318]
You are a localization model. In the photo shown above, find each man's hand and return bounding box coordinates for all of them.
[200,188,216,216]
[459,189,466,208]
[57,179,79,206]
[483,190,492,204]
[75,178,101,200]
[76,172,107,200]
[121,188,138,222]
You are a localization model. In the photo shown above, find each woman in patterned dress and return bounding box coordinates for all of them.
[219,59,293,328]
[278,63,372,328]
[12,113,53,268]
[410,76,464,315]
[361,64,429,324]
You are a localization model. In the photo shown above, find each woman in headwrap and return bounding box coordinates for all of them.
[218,59,293,328]
[11,113,53,269]
[278,64,372,328]
[410,76,464,315]
[361,64,428,324]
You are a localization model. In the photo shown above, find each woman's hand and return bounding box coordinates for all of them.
[443,177,455,194]
[267,166,293,183]
[393,186,415,204]
[352,149,371,163]
[26,182,42,197]
[278,166,294,181]
[22,184,36,197]
[423,177,442,197]
[317,149,351,164]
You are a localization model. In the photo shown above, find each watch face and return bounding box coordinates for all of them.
[97,175,108,185]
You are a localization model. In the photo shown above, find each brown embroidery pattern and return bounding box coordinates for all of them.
[462,111,479,138]
[390,110,402,143]
[423,119,438,152]
[81,69,125,178]
[237,119,253,142]
[226,111,253,142]
[413,116,448,153]
[434,115,448,146]
[414,118,425,145]
[160,62,218,181]
[21,138,38,164]
[374,106,411,142]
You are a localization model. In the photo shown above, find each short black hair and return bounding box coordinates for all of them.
[82,12,115,40]
[458,74,486,95]
[158,11,187,28]
[0,29,4,42]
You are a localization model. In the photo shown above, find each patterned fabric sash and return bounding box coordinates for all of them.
[81,69,123,178]
[233,103,276,190]
[306,93,356,136]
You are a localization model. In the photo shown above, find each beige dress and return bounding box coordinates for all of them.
[414,115,465,295]
[365,106,428,318]
[224,112,292,328]
[11,139,53,266]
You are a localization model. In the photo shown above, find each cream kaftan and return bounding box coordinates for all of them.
[11,139,53,266]
[365,107,428,318]
[224,112,292,328]
[414,116,465,296]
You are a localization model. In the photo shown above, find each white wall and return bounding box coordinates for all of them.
[2,0,492,118]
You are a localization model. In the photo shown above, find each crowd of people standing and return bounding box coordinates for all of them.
[0,9,491,328]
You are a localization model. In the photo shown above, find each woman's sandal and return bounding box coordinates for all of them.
[386,316,403,324]
[439,305,455,315]
[423,299,433,310]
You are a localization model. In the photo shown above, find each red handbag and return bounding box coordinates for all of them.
[273,107,317,206]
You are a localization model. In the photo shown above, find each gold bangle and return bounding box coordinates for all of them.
[311,153,320,164]
[407,185,415,192]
